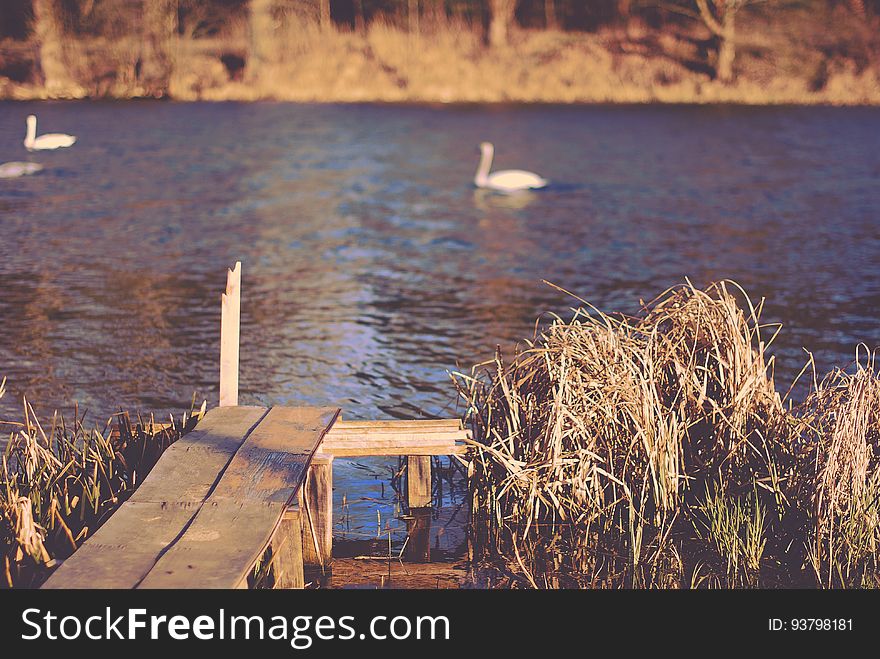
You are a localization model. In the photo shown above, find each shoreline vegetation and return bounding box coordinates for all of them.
[455,281,880,589]
[0,1,878,105]
[0,382,205,588]
[4,281,878,588]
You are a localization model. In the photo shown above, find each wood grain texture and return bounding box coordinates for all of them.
[42,501,200,589]
[404,507,432,563]
[320,419,469,457]
[219,261,241,407]
[322,443,468,457]
[301,454,333,568]
[139,406,340,588]
[273,508,305,589]
[132,406,268,504]
[407,455,432,508]
[42,406,268,589]
[331,419,463,430]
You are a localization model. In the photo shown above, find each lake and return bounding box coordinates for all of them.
[1,102,878,540]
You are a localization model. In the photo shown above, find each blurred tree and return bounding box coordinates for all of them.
[355,0,366,32]
[320,0,332,28]
[545,0,558,28]
[489,0,517,47]
[32,0,83,96]
[246,0,276,81]
[408,0,420,32]
[424,0,446,29]
[695,0,754,83]
[141,0,177,97]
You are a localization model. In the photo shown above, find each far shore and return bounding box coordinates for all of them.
[2,18,879,107]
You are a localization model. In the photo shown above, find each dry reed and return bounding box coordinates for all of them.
[455,280,879,588]
[0,385,205,588]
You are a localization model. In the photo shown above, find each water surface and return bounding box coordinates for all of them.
[1,102,878,539]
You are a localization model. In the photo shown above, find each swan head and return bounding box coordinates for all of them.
[26,115,36,128]
[479,141,494,155]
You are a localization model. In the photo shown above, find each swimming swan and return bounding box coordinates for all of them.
[0,162,43,178]
[24,115,76,151]
[474,142,547,192]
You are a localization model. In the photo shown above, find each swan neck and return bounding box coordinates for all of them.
[25,118,35,145]
[475,147,493,186]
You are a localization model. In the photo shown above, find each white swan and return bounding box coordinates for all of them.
[24,115,76,151]
[474,141,547,192]
[0,161,43,178]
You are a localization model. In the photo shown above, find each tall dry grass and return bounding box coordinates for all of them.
[455,281,880,588]
[0,380,204,588]
[799,355,880,588]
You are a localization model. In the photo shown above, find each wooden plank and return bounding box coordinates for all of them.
[132,405,268,503]
[404,507,432,563]
[320,419,469,456]
[321,443,468,457]
[139,406,339,589]
[219,261,241,407]
[301,454,333,569]
[42,501,199,589]
[322,434,462,446]
[325,430,470,446]
[331,419,463,430]
[407,456,432,508]
[273,508,305,589]
[209,406,339,503]
[138,501,285,589]
[42,406,268,589]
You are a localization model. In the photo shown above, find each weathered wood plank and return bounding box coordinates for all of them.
[323,431,468,443]
[42,501,200,589]
[209,406,340,503]
[273,508,305,589]
[301,454,333,569]
[404,507,432,563]
[139,406,339,589]
[138,500,285,589]
[321,442,468,457]
[219,261,241,407]
[42,406,269,589]
[132,406,268,504]
[407,456,432,508]
[331,419,463,431]
[320,418,469,456]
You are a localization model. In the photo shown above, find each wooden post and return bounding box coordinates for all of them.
[273,508,305,588]
[405,455,432,562]
[219,261,241,407]
[300,453,333,570]
[404,508,431,563]
[407,455,432,508]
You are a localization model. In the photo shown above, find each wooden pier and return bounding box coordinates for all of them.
[43,262,470,590]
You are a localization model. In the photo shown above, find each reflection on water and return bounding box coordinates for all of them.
[0,102,878,536]
[473,188,540,211]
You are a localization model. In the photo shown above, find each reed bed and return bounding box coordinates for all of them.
[455,281,880,588]
[0,383,204,588]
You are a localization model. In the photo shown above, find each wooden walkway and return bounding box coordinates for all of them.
[42,262,470,589]
[44,406,339,589]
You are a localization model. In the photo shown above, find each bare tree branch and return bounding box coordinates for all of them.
[696,0,727,37]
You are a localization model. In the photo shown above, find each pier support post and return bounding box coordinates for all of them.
[407,455,432,508]
[300,453,334,570]
[219,261,241,407]
[273,507,305,589]
[405,456,432,562]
